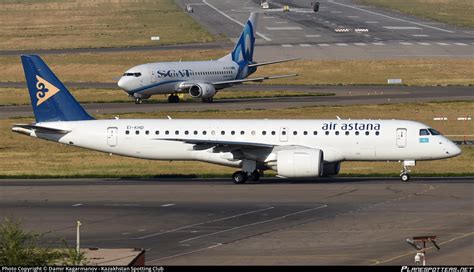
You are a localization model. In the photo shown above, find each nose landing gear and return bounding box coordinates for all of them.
[400,160,416,182]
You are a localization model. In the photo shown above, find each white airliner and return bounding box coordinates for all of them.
[117,13,297,104]
[14,55,461,183]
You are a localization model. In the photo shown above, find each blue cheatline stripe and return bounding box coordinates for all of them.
[128,80,184,94]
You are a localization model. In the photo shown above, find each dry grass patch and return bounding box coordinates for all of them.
[356,0,474,28]
[1,101,473,177]
[1,53,473,86]
[0,0,215,51]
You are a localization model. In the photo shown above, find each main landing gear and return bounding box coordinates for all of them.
[134,98,142,104]
[168,94,180,103]
[232,170,261,184]
[400,160,415,182]
[201,97,214,103]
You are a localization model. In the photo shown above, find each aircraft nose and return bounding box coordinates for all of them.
[117,77,128,90]
[451,142,462,157]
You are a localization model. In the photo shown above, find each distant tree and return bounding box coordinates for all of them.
[0,217,62,265]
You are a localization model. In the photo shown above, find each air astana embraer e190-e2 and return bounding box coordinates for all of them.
[14,55,461,183]
[117,13,298,104]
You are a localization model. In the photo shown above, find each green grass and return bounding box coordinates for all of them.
[1,101,473,178]
[355,0,474,28]
[0,0,215,51]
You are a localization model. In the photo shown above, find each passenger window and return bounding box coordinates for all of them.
[155,131,159,135]
[355,131,360,135]
[375,131,380,136]
[211,130,215,135]
[282,131,286,135]
[194,131,198,135]
[145,130,149,135]
[175,130,179,135]
[221,131,225,135]
[240,131,245,135]
[125,130,130,135]
[325,131,329,135]
[304,131,308,135]
[365,131,370,136]
[251,131,256,135]
[271,131,276,135]
[135,131,140,135]
[293,131,297,135]
[165,130,169,135]
[313,131,317,135]
[345,131,349,135]
[203,131,207,135]
[335,131,339,135]
[185,131,189,135]
[262,131,267,135]
[419,129,430,136]
[231,131,235,135]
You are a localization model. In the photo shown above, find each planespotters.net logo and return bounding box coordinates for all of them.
[401,266,474,272]
[35,75,60,106]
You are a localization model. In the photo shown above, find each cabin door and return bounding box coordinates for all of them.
[107,127,118,147]
[396,128,407,148]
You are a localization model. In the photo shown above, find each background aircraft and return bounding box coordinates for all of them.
[14,55,461,183]
[117,13,297,104]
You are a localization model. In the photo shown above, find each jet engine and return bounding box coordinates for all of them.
[276,148,324,178]
[323,162,341,176]
[189,83,216,99]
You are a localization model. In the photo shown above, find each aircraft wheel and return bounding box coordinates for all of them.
[232,171,248,184]
[400,173,410,182]
[250,170,260,181]
[202,97,214,103]
[135,98,142,104]
[168,95,180,103]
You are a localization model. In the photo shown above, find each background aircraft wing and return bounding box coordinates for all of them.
[212,74,297,85]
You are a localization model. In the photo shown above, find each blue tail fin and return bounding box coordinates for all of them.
[231,12,257,65]
[21,55,94,123]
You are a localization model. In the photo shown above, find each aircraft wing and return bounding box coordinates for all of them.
[212,74,297,85]
[160,138,274,149]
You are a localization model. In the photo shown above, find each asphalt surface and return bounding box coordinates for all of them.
[1,177,472,265]
[1,85,472,119]
[178,0,474,59]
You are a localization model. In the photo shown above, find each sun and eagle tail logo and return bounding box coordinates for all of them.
[35,75,60,106]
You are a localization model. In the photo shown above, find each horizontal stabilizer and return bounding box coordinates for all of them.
[213,74,298,85]
[248,58,300,68]
[12,124,71,135]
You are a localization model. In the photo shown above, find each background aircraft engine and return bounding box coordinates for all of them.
[323,162,341,176]
[189,83,216,99]
[276,149,324,178]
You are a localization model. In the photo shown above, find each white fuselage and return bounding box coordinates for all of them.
[118,58,240,98]
[26,119,461,171]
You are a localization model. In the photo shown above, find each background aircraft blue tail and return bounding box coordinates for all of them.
[231,12,257,65]
[21,55,94,123]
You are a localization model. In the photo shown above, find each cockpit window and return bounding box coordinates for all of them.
[428,128,441,135]
[122,72,142,77]
[419,129,430,136]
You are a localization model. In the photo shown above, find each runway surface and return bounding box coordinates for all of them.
[178,0,474,60]
[1,85,472,119]
[0,177,472,265]
[0,0,472,60]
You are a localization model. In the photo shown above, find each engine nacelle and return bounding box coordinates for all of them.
[189,83,216,99]
[276,148,323,178]
[323,162,341,176]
